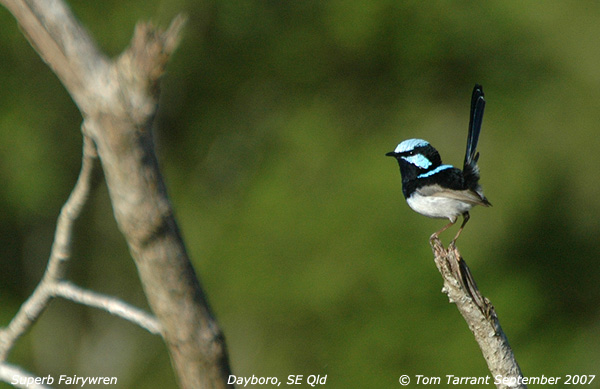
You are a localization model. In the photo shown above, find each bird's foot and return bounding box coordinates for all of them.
[429,234,446,255]
[448,239,456,251]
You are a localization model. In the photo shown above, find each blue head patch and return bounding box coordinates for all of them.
[394,139,429,153]
[402,154,432,169]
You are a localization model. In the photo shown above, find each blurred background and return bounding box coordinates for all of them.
[1,1,600,387]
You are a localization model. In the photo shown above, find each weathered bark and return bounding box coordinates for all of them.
[431,239,525,389]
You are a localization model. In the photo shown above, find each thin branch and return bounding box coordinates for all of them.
[46,134,96,279]
[54,282,162,335]
[430,239,526,389]
[0,135,96,361]
[0,363,51,389]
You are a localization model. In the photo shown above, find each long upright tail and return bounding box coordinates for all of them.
[463,84,486,175]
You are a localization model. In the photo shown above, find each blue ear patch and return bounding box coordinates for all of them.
[394,139,429,153]
[417,164,453,178]
[402,154,432,169]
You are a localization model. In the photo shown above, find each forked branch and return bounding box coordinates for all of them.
[0,136,160,364]
[0,136,97,361]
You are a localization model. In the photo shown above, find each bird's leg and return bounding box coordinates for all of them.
[429,219,457,245]
[449,212,470,248]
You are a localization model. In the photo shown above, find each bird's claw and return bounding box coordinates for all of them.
[429,234,446,255]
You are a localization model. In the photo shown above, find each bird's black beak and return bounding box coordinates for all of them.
[385,151,397,157]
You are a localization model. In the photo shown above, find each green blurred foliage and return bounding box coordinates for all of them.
[1,1,600,387]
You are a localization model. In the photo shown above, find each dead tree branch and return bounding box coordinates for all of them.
[0,1,233,387]
[430,239,526,389]
[0,135,163,387]
[0,135,161,368]
[0,135,97,361]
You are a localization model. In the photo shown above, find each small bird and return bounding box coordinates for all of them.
[386,85,491,245]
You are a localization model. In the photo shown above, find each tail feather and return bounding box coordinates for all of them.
[463,85,485,175]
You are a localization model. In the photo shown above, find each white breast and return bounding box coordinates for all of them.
[406,192,473,222]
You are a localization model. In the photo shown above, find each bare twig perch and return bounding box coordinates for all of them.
[0,0,232,387]
[430,239,526,389]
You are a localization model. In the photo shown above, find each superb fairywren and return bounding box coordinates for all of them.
[386,85,491,244]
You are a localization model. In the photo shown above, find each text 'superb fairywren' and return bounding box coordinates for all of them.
[386,85,491,244]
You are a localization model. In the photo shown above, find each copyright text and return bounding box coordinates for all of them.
[398,374,596,386]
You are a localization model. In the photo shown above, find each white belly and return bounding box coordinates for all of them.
[406,192,473,221]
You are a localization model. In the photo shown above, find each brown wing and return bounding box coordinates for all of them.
[416,184,491,207]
